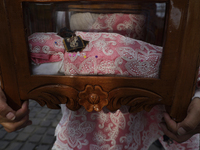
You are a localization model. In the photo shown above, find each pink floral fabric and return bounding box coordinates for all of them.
[28,13,146,65]
[28,31,199,150]
[27,20,199,150]
[60,32,162,78]
[53,32,199,150]
[89,13,146,40]
[28,32,65,64]
[52,105,199,150]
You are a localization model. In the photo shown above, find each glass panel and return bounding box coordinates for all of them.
[23,1,167,78]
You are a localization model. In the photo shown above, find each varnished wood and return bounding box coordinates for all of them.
[170,0,200,120]
[0,0,21,110]
[0,0,200,122]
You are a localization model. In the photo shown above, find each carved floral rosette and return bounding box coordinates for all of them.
[78,85,108,112]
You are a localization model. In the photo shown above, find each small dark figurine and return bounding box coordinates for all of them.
[58,27,89,52]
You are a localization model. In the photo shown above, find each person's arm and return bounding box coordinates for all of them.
[0,88,32,132]
[160,97,200,143]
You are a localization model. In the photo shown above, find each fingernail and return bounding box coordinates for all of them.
[177,127,186,135]
[6,112,16,121]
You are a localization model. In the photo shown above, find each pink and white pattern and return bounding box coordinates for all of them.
[28,32,65,64]
[51,32,199,150]
[52,105,199,150]
[89,13,146,40]
[28,31,199,150]
[27,12,199,149]
[60,32,162,78]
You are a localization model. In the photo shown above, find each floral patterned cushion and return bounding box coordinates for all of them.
[28,32,65,64]
[89,13,146,40]
[60,32,162,78]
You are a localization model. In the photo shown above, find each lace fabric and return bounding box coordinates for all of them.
[28,32,65,65]
[60,32,162,78]
[89,13,146,41]
[52,105,199,150]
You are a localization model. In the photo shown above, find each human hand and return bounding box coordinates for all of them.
[160,97,200,143]
[0,88,32,132]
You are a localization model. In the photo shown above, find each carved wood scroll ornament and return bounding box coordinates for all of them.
[28,84,163,113]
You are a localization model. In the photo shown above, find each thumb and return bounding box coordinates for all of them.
[177,99,200,135]
[177,118,199,135]
[0,88,16,121]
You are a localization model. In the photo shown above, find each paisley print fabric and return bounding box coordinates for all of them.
[29,13,146,66]
[89,13,146,40]
[52,105,199,150]
[27,13,199,150]
[28,31,199,150]
[28,32,65,64]
[60,32,162,78]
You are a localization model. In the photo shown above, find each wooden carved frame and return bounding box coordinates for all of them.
[0,0,200,122]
